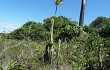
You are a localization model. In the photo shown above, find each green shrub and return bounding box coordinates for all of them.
[7,60,28,70]
[0,66,3,70]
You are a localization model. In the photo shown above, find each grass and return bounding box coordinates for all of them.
[0,35,109,70]
[0,36,77,70]
[0,35,79,70]
[0,37,45,69]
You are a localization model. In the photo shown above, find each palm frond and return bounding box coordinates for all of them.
[54,0,64,6]
[58,2,64,6]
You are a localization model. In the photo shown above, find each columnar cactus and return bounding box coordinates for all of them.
[50,19,54,64]
[58,39,61,58]
[51,19,54,44]
[43,0,64,65]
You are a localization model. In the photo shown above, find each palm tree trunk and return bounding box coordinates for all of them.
[79,0,86,27]
[55,5,58,16]
[79,0,86,37]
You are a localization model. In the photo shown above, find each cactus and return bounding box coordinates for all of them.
[43,0,64,65]
[44,42,53,64]
[58,39,61,58]
[50,19,54,65]
[50,19,54,44]
[43,18,54,65]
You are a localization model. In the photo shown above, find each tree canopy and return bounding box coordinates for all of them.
[7,16,80,42]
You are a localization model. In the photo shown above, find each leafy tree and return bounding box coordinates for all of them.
[99,24,110,38]
[8,21,49,41]
[83,25,96,34]
[102,38,110,70]
[90,16,110,32]
[43,16,79,42]
[89,16,110,38]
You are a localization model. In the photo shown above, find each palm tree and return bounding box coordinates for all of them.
[54,0,64,16]
[79,0,87,36]
[52,0,64,43]
[79,0,86,27]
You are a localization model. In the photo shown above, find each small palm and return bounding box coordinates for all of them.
[54,0,64,16]
[54,0,64,6]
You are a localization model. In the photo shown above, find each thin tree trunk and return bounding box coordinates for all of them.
[79,0,86,27]
[55,5,58,16]
[79,0,86,37]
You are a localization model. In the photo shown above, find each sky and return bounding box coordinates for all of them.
[0,0,110,33]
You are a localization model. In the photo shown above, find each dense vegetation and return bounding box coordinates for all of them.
[7,16,80,42]
[0,16,110,70]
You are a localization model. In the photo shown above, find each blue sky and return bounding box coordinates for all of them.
[0,0,110,33]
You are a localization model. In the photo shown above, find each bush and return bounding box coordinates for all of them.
[7,60,28,70]
[0,66,3,70]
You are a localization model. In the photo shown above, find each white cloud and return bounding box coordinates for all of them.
[0,21,21,33]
